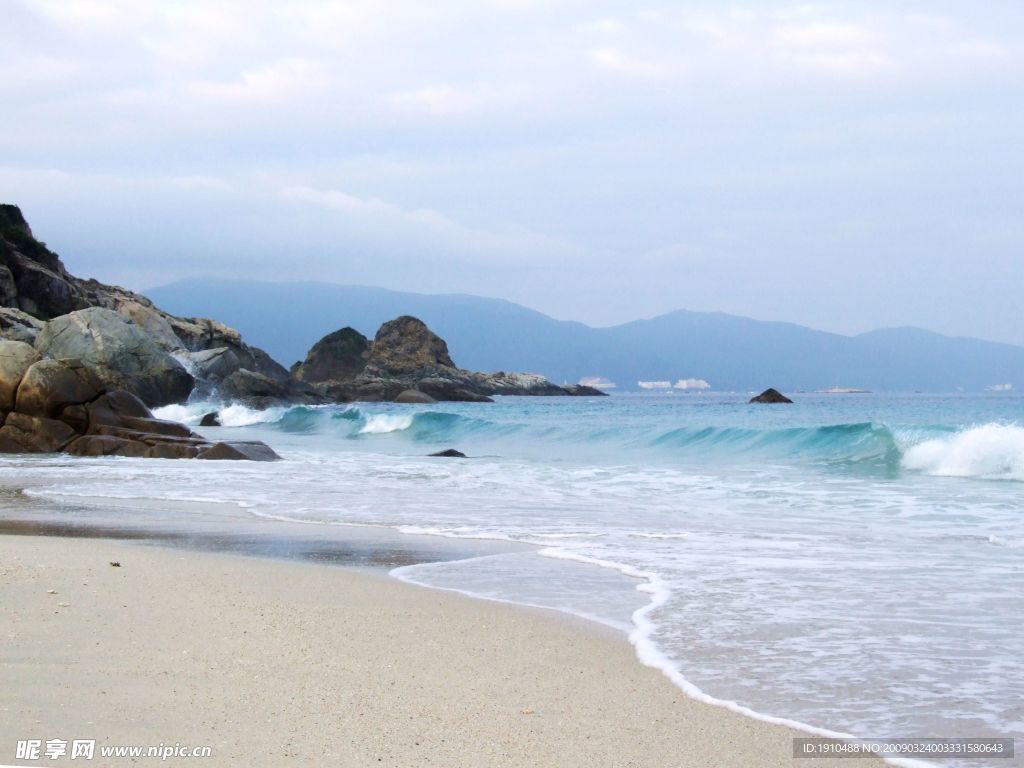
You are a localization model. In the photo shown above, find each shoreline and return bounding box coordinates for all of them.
[0,532,883,767]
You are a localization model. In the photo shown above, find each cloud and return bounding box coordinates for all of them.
[590,47,666,78]
[167,175,234,191]
[3,1,1024,343]
[388,84,507,116]
[283,186,418,219]
[189,59,328,104]
[281,185,582,266]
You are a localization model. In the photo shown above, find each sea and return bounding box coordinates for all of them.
[2,391,1022,764]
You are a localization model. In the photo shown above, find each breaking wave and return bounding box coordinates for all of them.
[902,423,1024,482]
[160,400,1024,481]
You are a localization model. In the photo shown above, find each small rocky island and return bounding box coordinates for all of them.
[0,204,603,459]
[749,388,793,404]
[292,316,605,403]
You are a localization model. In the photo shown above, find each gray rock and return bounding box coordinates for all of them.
[199,412,221,427]
[16,358,105,418]
[58,403,89,432]
[0,412,78,452]
[429,448,467,458]
[144,442,201,459]
[34,307,193,407]
[197,441,281,461]
[66,435,150,458]
[415,382,492,402]
[367,316,455,375]
[394,389,437,404]
[0,307,45,345]
[179,346,244,381]
[562,384,607,396]
[219,368,289,402]
[0,340,41,413]
[12,260,86,318]
[0,265,16,307]
[293,327,370,383]
[87,390,152,422]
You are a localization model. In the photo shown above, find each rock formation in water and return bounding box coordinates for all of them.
[429,449,467,458]
[0,340,278,460]
[749,388,793,404]
[291,327,371,384]
[293,316,607,402]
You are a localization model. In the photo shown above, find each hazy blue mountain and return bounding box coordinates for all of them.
[146,279,1024,392]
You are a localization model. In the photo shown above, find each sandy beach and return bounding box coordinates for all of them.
[0,534,880,767]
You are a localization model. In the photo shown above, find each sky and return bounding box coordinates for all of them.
[2,0,1023,343]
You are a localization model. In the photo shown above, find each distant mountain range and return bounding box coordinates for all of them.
[146,279,1024,392]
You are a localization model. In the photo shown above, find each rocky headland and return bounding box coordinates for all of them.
[0,204,320,409]
[0,204,603,459]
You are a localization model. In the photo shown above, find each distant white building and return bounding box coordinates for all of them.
[674,378,710,390]
[638,380,672,390]
[987,383,1013,392]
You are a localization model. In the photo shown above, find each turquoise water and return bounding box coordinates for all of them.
[4,392,1023,762]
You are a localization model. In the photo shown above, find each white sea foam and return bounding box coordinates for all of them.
[151,402,204,424]
[152,401,287,427]
[358,414,414,434]
[902,423,1024,481]
[988,535,1024,549]
[396,540,932,767]
[217,403,289,427]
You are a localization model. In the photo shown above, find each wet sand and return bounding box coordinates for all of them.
[0,534,880,767]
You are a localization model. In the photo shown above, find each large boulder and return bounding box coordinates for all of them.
[15,358,105,418]
[196,441,281,461]
[66,435,150,458]
[292,327,370,383]
[367,316,455,375]
[0,412,78,453]
[219,369,291,404]
[0,340,41,412]
[34,307,193,407]
[179,346,245,381]
[394,389,437,404]
[86,390,193,439]
[216,368,322,408]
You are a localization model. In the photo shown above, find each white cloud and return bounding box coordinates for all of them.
[281,185,581,266]
[283,186,416,219]
[189,59,328,104]
[388,84,506,116]
[591,47,666,78]
[772,21,870,48]
[168,175,233,192]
